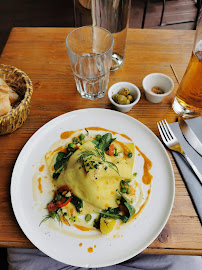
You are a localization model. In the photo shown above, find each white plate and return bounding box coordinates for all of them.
[11,108,175,268]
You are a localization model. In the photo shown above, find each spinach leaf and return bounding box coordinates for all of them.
[71,194,83,213]
[98,207,129,223]
[53,152,72,179]
[96,133,116,151]
[93,216,101,229]
[118,190,136,220]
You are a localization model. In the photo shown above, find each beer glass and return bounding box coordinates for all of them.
[172,12,202,118]
[66,26,113,100]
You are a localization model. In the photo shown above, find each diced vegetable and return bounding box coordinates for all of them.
[100,217,116,234]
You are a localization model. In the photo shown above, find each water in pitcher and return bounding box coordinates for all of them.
[173,40,202,117]
[91,0,131,71]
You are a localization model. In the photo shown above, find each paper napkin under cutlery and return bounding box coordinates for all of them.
[169,117,202,225]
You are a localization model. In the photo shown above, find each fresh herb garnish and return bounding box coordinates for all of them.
[78,133,119,175]
[120,179,131,193]
[70,194,83,213]
[117,190,136,220]
[95,133,116,152]
[93,216,101,229]
[40,208,63,226]
[53,152,72,179]
[98,207,128,223]
[97,190,135,224]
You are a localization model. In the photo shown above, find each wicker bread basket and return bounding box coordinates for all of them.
[0,64,33,135]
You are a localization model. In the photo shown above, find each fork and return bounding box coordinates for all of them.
[157,119,202,184]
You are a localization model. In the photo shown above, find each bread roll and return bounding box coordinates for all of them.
[0,78,19,116]
[0,84,11,116]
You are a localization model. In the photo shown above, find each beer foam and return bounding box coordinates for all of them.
[195,40,202,50]
[194,40,202,61]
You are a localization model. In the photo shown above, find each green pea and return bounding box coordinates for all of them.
[72,137,78,144]
[79,133,85,140]
[126,188,131,194]
[114,148,118,156]
[68,143,74,148]
[127,152,132,158]
[85,214,92,222]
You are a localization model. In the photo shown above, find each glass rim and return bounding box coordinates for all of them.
[65,25,114,58]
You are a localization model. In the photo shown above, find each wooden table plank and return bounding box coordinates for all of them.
[0,27,201,254]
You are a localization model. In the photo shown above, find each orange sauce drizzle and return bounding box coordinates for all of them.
[38,177,43,193]
[39,165,45,172]
[61,216,70,226]
[53,146,64,153]
[79,243,82,247]
[135,145,153,185]
[116,141,131,159]
[74,224,96,232]
[86,127,132,141]
[88,247,93,253]
[60,129,82,140]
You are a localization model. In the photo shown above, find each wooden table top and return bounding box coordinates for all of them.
[0,27,201,255]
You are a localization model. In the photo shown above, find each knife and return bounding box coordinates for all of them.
[178,117,202,157]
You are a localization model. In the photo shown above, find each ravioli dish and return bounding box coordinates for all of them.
[36,128,153,235]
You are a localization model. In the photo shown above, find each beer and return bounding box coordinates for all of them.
[176,50,202,111]
[172,40,202,117]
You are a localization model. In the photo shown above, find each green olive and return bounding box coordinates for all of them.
[127,95,134,102]
[117,95,128,104]
[112,94,119,103]
[126,99,130,104]
[118,88,130,96]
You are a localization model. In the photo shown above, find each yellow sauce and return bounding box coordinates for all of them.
[60,129,82,140]
[116,140,132,159]
[74,224,96,232]
[39,165,45,172]
[88,247,93,253]
[135,145,153,185]
[61,216,70,226]
[38,177,43,193]
[53,146,65,153]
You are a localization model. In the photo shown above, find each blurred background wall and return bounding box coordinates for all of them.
[0,0,200,55]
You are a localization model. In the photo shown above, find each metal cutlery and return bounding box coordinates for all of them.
[157,119,202,184]
[178,117,202,157]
